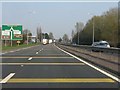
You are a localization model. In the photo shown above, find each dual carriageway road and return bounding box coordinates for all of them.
[0,44,119,89]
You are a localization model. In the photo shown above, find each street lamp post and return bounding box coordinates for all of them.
[75,22,79,45]
[92,18,95,44]
[27,30,28,45]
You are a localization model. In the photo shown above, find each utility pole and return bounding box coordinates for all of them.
[92,18,95,44]
[71,30,74,44]
[10,28,13,47]
[76,22,79,45]
[40,27,42,42]
[27,30,28,45]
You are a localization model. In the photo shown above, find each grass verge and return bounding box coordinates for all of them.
[1,43,40,52]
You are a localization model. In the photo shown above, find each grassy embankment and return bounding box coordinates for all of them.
[1,43,40,52]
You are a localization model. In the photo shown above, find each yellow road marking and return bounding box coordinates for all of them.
[0,57,73,59]
[7,78,115,83]
[0,63,85,65]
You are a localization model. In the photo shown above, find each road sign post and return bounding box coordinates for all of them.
[17,40,20,46]
[10,30,12,47]
[5,40,6,47]
[11,40,12,47]
[1,25,23,46]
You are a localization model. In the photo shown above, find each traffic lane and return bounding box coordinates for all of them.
[1,57,83,77]
[2,44,68,56]
[2,58,81,63]
[1,56,82,78]
[2,65,118,88]
[2,65,23,78]
[37,48,69,56]
[2,58,29,63]
[37,44,69,56]
[2,58,29,78]
[2,45,43,56]
[10,65,111,78]
[28,58,81,63]
[2,82,118,88]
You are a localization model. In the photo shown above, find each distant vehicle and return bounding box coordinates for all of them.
[53,39,56,43]
[42,39,48,45]
[49,39,53,44]
[92,40,110,48]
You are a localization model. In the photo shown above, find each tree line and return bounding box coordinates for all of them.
[72,7,119,47]
[0,26,54,46]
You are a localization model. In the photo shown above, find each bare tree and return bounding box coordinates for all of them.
[75,22,84,44]
[49,32,54,40]
[71,30,75,43]
[37,26,42,42]
[62,34,69,44]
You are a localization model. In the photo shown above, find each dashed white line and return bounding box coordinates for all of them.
[55,45,120,82]
[21,65,24,67]
[0,73,15,83]
[28,57,32,61]
[36,52,38,54]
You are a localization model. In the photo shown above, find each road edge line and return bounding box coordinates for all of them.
[55,44,120,82]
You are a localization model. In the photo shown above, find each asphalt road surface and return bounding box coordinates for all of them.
[0,44,119,89]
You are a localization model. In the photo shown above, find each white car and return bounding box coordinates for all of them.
[92,41,110,48]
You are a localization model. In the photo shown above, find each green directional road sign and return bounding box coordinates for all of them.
[1,25,23,40]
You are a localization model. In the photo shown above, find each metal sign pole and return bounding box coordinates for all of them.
[5,40,6,47]
[11,40,12,47]
[27,30,28,45]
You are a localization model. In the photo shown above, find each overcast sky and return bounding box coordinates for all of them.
[1,1,118,39]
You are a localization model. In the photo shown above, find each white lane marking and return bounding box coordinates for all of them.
[0,73,15,83]
[21,65,24,67]
[28,57,32,61]
[55,45,120,82]
[36,52,38,54]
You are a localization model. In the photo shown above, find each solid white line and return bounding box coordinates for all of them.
[55,45,120,82]
[28,57,32,61]
[0,73,15,83]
